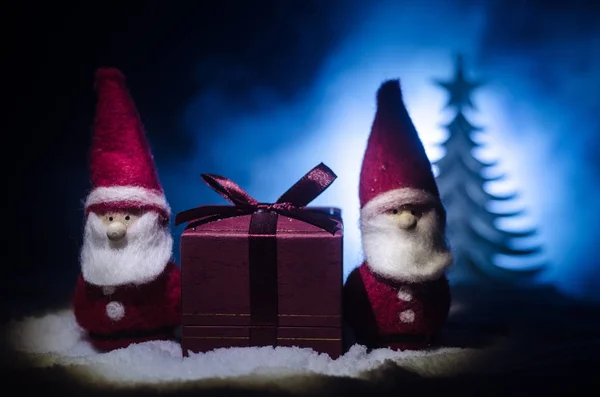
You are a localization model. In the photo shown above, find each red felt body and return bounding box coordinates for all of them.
[180,209,343,358]
[72,261,182,351]
[343,262,450,350]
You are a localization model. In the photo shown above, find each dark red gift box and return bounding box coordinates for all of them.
[176,163,344,359]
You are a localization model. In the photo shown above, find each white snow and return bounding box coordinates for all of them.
[4,309,471,385]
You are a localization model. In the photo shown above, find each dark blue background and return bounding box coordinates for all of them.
[9,0,600,319]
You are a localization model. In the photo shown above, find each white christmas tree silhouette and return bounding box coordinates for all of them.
[434,55,546,285]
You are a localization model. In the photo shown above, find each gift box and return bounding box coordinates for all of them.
[176,163,344,359]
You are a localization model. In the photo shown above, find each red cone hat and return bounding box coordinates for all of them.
[84,68,170,220]
[359,79,439,211]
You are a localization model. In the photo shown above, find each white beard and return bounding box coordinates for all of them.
[360,191,453,283]
[80,211,173,286]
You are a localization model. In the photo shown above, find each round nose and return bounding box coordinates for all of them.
[107,222,127,241]
[397,212,418,230]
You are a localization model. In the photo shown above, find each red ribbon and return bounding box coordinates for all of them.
[175,162,340,234]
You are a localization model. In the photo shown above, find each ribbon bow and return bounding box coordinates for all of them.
[175,163,340,234]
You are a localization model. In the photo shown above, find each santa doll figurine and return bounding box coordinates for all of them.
[72,68,181,351]
[343,79,453,351]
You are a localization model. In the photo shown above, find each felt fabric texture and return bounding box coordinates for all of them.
[359,79,439,208]
[344,262,450,351]
[85,67,170,220]
[72,262,181,351]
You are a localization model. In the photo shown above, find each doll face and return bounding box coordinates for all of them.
[382,203,431,231]
[99,212,140,226]
[362,199,440,236]
[80,209,173,286]
[99,211,141,242]
[360,189,453,283]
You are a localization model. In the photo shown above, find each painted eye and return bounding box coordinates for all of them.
[108,216,113,222]
[125,215,130,221]
[408,207,422,217]
[397,205,425,217]
[409,205,429,217]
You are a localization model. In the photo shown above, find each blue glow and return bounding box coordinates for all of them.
[164,0,600,302]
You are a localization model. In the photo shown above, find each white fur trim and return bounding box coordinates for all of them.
[85,186,170,216]
[361,188,438,222]
[106,301,125,321]
[396,286,413,302]
[399,309,415,323]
